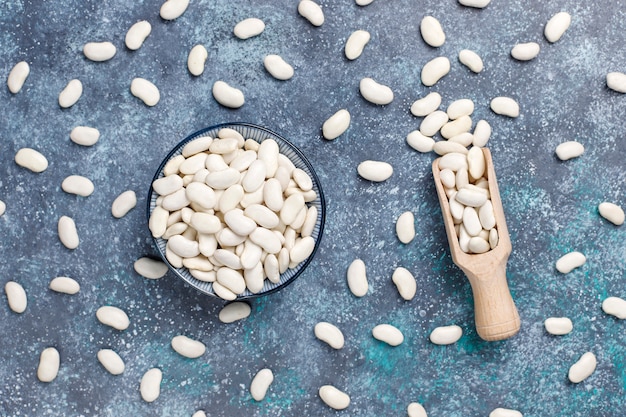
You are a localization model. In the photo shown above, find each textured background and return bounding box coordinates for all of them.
[1,0,625,416]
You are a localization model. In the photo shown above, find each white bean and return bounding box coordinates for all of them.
[478,200,496,230]
[70,126,100,146]
[407,402,428,417]
[396,211,415,244]
[449,132,473,147]
[356,0,374,4]
[489,408,523,417]
[602,296,626,319]
[125,20,152,50]
[555,251,586,273]
[0,200,6,216]
[511,42,540,61]
[49,277,80,294]
[131,78,160,106]
[58,215,79,249]
[568,352,596,383]
[319,385,350,410]
[357,160,393,182]
[458,0,491,7]
[429,325,463,345]
[472,120,492,147]
[555,141,584,161]
[140,368,162,402]
[149,206,169,238]
[212,80,245,108]
[15,148,48,173]
[322,109,351,140]
[298,0,324,27]
[440,115,472,139]
[97,349,125,375]
[345,30,370,60]
[213,281,237,301]
[249,227,282,253]
[420,16,445,47]
[37,347,60,382]
[96,306,130,330]
[5,281,27,313]
[250,368,274,401]
[359,77,394,105]
[372,324,404,346]
[234,18,265,39]
[598,202,624,226]
[490,96,519,117]
[216,267,246,294]
[392,267,416,300]
[244,204,280,229]
[83,42,116,62]
[290,236,315,264]
[468,236,490,253]
[112,190,137,218]
[171,335,206,358]
[606,72,626,93]
[420,110,449,137]
[314,322,345,349]
[438,152,468,172]
[447,99,474,120]
[544,317,573,335]
[459,49,483,73]
[264,54,294,80]
[62,175,94,197]
[134,257,168,279]
[455,188,487,207]
[280,193,305,225]
[467,146,485,180]
[347,259,368,297]
[218,301,251,323]
[192,411,206,417]
[7,61,30,93]
[225,208,257,235]
[188,45,208,76]
[421,56,450,87]
[411,92,441,117]
[160,0,189,20]
[544,12,571,43]
[59,79,83,108]
[406,130,435,153]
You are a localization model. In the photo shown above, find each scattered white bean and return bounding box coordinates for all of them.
[188,45,208,76]
[218,302,251,323]
[212,81,245,108]
[411,92,441,117]
[555,141,584,161]
[0,200,6,216]
[234,18,265,39]
[555,251,586,273]
[396,211,415,244]
[372,324,404,346]
[111,190,137,218]
[472,120,491,147]
[568,352,597,383]
[489,408,523,417]
[347,259,368,297]
[97,349,125,375]
[49,277,80,295]
[420,16,445,48]
[511,42,540,61]
[70,126,100,146]
[357,160,393,182]
[429,325,463,345]
[192,411,207,417]
[58,215,79,249]
[314,322,345,349]
[598,202,624,226]
[406,130,435,153]
[545,12,571,43]
[7,61,30,93]
[606,72,626,93]
[59,79,83,108]
[359,77,394,105]
[345,30,370,60]
[392,267,416,301]
[160,0,189,20]
[602,296,626,319]
[322,109,350,140]
[319,385,350,410]
[83,42,116,62]
[490,96,519,118]
[37,347,60,382]
[131,78,160,106]
[171,335,206,358]
[62,175,94,197]
[15,148,48,173]
[420,110,449,137]
[140,368,162,402]
[134,257,168,279]
[125,20,152,50]
[421,56,450,87]
[5,281,27,313]
[459,49,483,73]
[250,368,274,401]
[356,0,374,5]
[407,402,428,417]
[264,54,294,80]
[298,0,324,27]
[458,0,491,8]
[440,115,472,139]
[96,305,130,330]
[544,317,573,335]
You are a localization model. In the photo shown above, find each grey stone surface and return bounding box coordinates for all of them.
[0,0,625,416]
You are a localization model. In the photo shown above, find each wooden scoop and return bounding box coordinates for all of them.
[432,148,520,341]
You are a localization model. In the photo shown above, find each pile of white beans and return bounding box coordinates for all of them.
[148,128,319,300]
[4,0,626,415]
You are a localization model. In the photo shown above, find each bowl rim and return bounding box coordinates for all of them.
[146,122,326,300]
